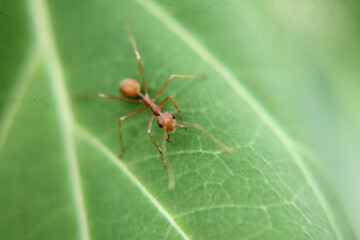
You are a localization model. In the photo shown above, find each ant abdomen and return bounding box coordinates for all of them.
[119,78,140,98]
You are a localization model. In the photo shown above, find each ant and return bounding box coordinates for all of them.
[88,22,234,189]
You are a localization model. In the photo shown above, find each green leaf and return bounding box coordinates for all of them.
[1,0,359,239]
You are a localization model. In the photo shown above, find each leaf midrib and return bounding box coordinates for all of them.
[27,0,90,239]
[27,0,191,239]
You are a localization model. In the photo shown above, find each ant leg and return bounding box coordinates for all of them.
[160,96,181,117]
[154,74,206,100]
[124,20,148,94]
[118,106,148,157]
[148,115,167,166]
[79,93,144,103]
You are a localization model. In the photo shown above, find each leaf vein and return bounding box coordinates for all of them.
[0,45,40,156]
[74,124,191,240]
[136,0,343,238]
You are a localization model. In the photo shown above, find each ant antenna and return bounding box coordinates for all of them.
[177,121,235,154]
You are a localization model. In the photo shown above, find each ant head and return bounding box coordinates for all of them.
[157,112,176,132]
[119,78,140,98]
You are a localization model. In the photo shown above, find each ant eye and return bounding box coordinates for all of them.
[172,114,175,119]
[158,123,163,128]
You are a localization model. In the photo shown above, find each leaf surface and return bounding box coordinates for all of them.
[0,0,358,239]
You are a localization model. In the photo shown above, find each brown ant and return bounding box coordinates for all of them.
[88,22,234,189]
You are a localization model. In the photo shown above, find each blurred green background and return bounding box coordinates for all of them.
[1,0,360,239]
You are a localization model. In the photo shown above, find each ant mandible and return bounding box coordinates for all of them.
[89,22,234,188]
